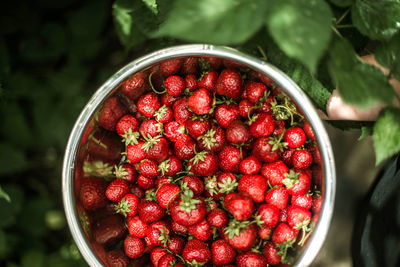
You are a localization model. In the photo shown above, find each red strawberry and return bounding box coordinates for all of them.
[216,69,243,99]
[284,127,306,148]
[186,117,211,139]
[106,249,130,267]
[106,178,130,202]
[198,124,226,153]
[161,93,180,107]
[137,174,155,190]
[79,177,108,211]
[185,74,198,92]
[168,236,186,254]
[127,141,146,164]
[116,114,140,137]
[257,204,280,229]
[265,186,289,210]
[280,207,289,223]
[202,56,222,70]
[262,242,282,265]
[115,193,139,217]
[215,103,240,128]
[173,98,191,124]
[226,120,251,145]
[249,113,275,138]
[261,160,289,186]
[139,159,159,178]
[171,220,188,235]
[312,193,323,214]
[138,200,165,223]
[160,58,182,77]
[93,215,128,247]
[182,57,198,75]
[211,239,236,266]
[146,220,170,246]
[121,72,150,101]
[155,175,173,189]
[291,193,313,210]
[287,206,311,236]
[238,99,254,118]
[217,172,238,195]
[258,225,272,240]
[223,221,257,251]
[182,239,211,265]
[283,170,311,196]
[130,184,145,198]
[252,136,280,163]
[158,156,182,176]
[238,174,268,203]
[143,136,169,163]
[272,223,298,245]
[124,235,145,259]
[225,192,254,221]
[219,145,242,173]
[170,196,206,226]
[182,175,204,195]
[165,75,186,97]
[282,148,295,167]
[239,156,262,175]
[188,88,212,115]
[207,208,228,228]
[303,121,316,141]
[137,92,161,118]
[246,81,268,104]
[273,118,285,136]
[222,59,246,69]
[188,219,213,241]
[164,121,186,142]
[198,70,218,92]
[174,134,196,160]
[150,247,168,267]
[158,255,178,267]
[156,183,181,209]
[114,163,137,183]
[189,151,219,176]
[98,96,128,131]
[292,149,313,169]
[139,119,163,138]
[127,216,148,238]
[236,251,267,267]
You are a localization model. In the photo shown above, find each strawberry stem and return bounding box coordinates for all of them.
[149,70,167,94]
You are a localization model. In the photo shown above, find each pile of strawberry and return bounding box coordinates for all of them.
[78,57,323,267]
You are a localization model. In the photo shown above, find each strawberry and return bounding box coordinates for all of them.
[106,249,130,267]
[246,81,268,104]
[158,254,176,267]
[217,172,238,195]
[158,156,182,176]
[198,70,218,92]
[114,163,137,183]
[219,145,242,173]
[146,220,170,246]
[173,98,191,124]
[139,119,163,138]
[98,96,128,131]
[292,149,313,169]
[137,92,161,118]
[238,174,268,203]
[287,206,311,245]
[185,74,198,92]
[116,114,140,138]
[258,225,272,240]
[312,193,322,214]
[121,72,150,101]
[280,207,289,223]
[124,235,145,259]
[160,58,182,77]
[130,184,145,198]
[93,215,128,247]
[261,160,289,186]
[225,192,254,221]
[207,208,228,228]
[262,242,282,265]
[188,88,212,115]
[174,134,196,160]
[139,159,159,178]
[202,56,222,70]
[127,216,148,238]
[182,239,211,265]
[238,99,254,118]
[143,136,169,163]
[181,57,199,75]
[272,222,298,245]
[188,219,213,241]
[265,186,289,210]
[252,136,280,163]
[161,93,180,107]
[303,121,316,141]
[137,174,155,190]
[215,103,240,128]
[138,200,165,223]
[282,148,295,167]
[291,193,313,210]
[168,236,186,254]
[236,251,267,267]
[273,118,286,136]
[249,113,275,138]
[126,140,146,164]
[216,69,243,99]
[222,59,246,69]
[257,203,280,229]
[239,155,261,175]
[182,175,204,195]
[170,195,206,226]
[155,175,173,189]
[226,120,251,145]
[79,177,108,211]
[198,124,226,153]
[283,170,311,196]
[186,117,211,139]
[164,121,186,142]
[105,178,130,202]
[115,193,139,217]
[165,75,186,97]
[156,183,181,209]
[284,127,306,148]
[211,239,236,266]
[189,151,219,176]
[171,220,188,235]
[223,221,257,251]
[150,247,168,267]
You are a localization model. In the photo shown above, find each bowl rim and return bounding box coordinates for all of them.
[62,44,336,267]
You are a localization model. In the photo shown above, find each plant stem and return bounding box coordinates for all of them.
[335,7,351,26]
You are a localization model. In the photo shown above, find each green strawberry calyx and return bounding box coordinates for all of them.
[158,159,171,175]
[276,239,296,265]
[224,219,251,239]
[121,128,140,146]
[282,170,300,189]
[217,177,238,194]
[198,129,217,150]
[114,198,132,217]
[114,165,129,179]
[179,187,200,214]
[142,134,162,152]
[83,160,113,179]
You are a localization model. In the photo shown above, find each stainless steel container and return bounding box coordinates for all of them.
[62,44,336,266]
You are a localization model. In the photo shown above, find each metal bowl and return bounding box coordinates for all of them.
[62,44,336,266]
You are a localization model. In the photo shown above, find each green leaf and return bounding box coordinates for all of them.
[352,0,400,41]
[155,0,266,44]
[329,0,354,7]
[0,143,28,175]
[327,37,395,108]
[265,0,332,73]
[0,186,10,203]
[359,126,373,140]
[373,107,400,165]
[142,0,158,14]
[375,33,400,80]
